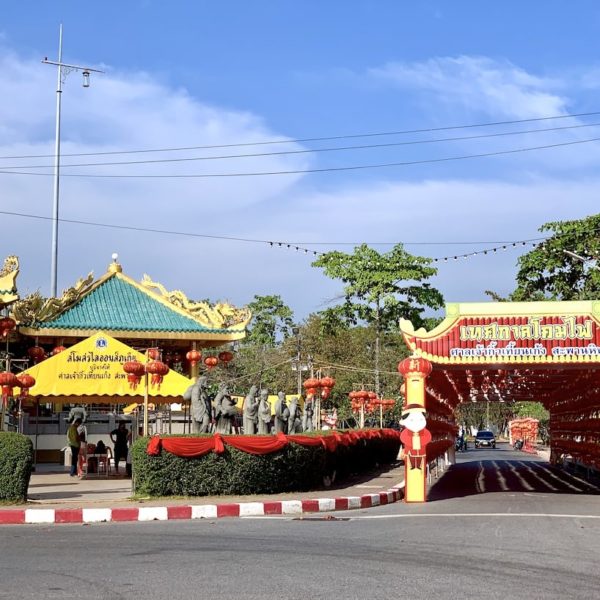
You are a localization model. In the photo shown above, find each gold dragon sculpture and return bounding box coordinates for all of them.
[140,274,252,330]
[11,272,95,324]
[0,256,20,307]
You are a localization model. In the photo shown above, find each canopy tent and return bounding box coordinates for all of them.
[21,331,192,404]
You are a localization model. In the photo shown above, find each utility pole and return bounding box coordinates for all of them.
[42,25,103,297]
[292,327,302,396]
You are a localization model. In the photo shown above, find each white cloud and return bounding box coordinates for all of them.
[368,56,568,120]
[2,47,599,322]
[0,48,310,299]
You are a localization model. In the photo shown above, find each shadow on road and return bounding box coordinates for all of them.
[428,448,600,501]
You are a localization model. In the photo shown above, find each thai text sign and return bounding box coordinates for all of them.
[22,331,191,397]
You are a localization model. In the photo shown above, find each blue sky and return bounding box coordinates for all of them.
[2,1,600,320]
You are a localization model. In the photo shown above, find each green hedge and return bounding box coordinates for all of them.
[0,432,34,502]
[132,431,400,497]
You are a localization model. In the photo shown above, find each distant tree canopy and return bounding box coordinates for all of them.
[312,243,444,332]
[244,294,295,347]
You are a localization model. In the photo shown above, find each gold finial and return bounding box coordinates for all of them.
[108,253,122,273]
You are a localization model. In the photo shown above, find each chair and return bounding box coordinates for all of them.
[97,448,112,477]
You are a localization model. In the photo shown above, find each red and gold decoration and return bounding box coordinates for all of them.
[218,351,234,365]
[303,377,320,399]
[147,348,161,360]
[186,349,202,368]
[0,371,18,405]
[146,360,169,388]
[52,345,66,355]
[27,346,46,364]
[16,373,35,398]
[0,316,16,338]
[203,356,218,370]
[123,360,145,389]
[319,376,335,399]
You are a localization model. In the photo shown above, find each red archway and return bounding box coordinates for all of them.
[399,300,600,502]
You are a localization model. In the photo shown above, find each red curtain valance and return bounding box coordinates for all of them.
[147,429,401,458]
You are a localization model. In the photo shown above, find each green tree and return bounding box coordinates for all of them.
[312,244,444,394]
[245,295,294,347]
[511,214,600,301]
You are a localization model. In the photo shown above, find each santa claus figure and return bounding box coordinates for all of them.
[400,404,431,470]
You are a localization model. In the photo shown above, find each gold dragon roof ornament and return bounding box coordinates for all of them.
[0,256,20,307]
[140,274,252,330]
[12,272,95,325]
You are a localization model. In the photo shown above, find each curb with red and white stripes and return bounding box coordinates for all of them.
[0,483,404,526]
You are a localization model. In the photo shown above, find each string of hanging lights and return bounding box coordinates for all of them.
[267,237,552,263]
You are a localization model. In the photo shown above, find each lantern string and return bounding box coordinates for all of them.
[268,238,562,264]
[2,208,585,264]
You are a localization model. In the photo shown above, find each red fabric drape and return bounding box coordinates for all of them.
[287,434,327,448]
[161,436,216,457]
[146,429,401,458]
[224,432,289,455]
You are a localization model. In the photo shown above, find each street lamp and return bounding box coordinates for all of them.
[42,24,104,297]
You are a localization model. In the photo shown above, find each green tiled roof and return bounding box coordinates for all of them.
[40,275,224,333]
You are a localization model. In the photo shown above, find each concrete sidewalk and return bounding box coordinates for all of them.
[0,462,405,525]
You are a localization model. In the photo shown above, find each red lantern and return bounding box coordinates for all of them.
[204,356,218,370]
[147,348,160,360]
[218,351,234,364]
[303,377,320,398]
[52,346,67,355]
[0,372,18,405]
[123,360,145,389]
[397,356,433,378]
[16,374,35,398]
[186,349,202,367]
[146,360,169,388]
[0,317,16,338]
[320,376,335,389]
[28,346,46,364]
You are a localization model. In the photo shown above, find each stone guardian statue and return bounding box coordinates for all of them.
[257,389,272,434]
[242,384,259,434]
[287,397,302,434]
[274,391,290,434]
[213,384,238,434]
[184,376,211,433]
[302,399,314,432]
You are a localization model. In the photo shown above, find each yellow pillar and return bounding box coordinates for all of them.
[398,356,432,503]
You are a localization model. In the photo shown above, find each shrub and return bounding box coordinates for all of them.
[132,431,399,497]
[0,432,34,502]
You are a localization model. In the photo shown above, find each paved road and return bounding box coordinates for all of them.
[2,446,598,600]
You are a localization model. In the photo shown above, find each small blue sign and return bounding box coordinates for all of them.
[96,337,108,349]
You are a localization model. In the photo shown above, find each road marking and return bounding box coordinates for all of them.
[241,512,600,521]
[344,512,600,520]
[506,460,535,491]
[475,462,485,493]
[515,461,558,492]
[491,461,509,491]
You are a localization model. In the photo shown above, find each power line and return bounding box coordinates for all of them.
[2,136,600,179]
[1,109,598,160]
[2,121,599,170]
